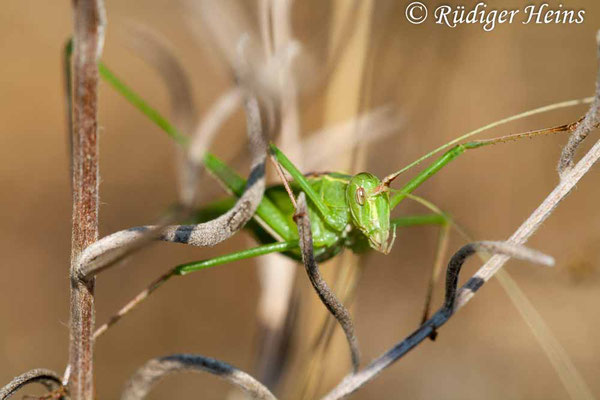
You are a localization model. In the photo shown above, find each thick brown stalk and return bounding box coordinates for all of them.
[69,1,105,399]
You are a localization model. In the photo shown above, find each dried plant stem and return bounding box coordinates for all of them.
[77,94,265,280]
[455,130,600,309]
[87,95,267,341]
[321,128,600,400]
[295,193,360,373]
[120,354,277,400]
[321,242,553,400]
[241,2,302,389]
[0,369,62,400]
[294,3,375,397]
[68,1,106,399]
[443,140,600,400]
[321,32,600,400]
[558,31,600,177]
[439,212,594,400]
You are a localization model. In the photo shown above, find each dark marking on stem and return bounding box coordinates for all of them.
[247,162,266,187]
[162,354,232,374]
[121,354,277,400]
[464,276,485,292]
[76,95,268,282]
[173,225,193,244]
[227,199,252,232]
[127,226,148,233]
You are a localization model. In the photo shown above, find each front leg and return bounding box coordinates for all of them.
[269,144,348,232]
[389,124,575,209]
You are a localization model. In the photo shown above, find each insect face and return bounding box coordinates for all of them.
[346,173,394,254]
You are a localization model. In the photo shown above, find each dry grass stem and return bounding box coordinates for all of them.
[322,32,600,400]
[320,241,553,400]
[429,201,595,400]
[456,120,600,309]
[120,354,277,400]
[250,1,303,389]
[558,31,600,178]
[8,5,599,400]
[77,94,266,280]
[0,369,62,400]
[78,96,267,345]
[295,193,361,373]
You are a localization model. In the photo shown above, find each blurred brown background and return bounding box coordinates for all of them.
[1,0,600,399]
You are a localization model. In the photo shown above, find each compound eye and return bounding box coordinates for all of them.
[355,187,366,206]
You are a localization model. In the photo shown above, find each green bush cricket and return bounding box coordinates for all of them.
[73,42,588,338]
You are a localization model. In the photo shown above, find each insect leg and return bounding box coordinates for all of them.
[175,240,300,275]
[91,60,297,241]
[94,240,300,339]
[389,124,575,209]
[269,144,347,231]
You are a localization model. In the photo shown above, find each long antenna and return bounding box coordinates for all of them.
[380,122,578,189]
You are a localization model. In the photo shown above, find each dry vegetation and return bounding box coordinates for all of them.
[1,1,600,399]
